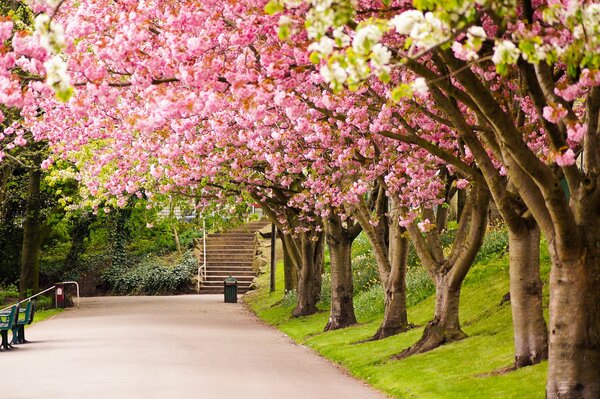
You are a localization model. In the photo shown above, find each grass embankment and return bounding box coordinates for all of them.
[245,245,549,398]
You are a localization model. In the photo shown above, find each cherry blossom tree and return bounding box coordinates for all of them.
[282,0,599,395]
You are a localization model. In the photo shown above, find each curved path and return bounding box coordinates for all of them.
[3,296,387,399]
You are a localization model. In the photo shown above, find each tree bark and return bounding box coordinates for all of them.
[325,232,356,330]
[324,213,360,331]
[292,231,324,317]
[20,167,43,295]
[346,190,411,340]
[398,275,466,358]
[546,239,600,398]
[280,231,297,292]
[399,184,489,358]
[372,201,410,339]
[508,224,548,368]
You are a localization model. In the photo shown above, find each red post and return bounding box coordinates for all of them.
[55,283,65,308]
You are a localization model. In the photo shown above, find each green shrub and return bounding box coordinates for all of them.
[0,284,19,305]
[319,272,331,307]
[281,289,297,308]
[35,295,54,311]
[102,251,197,295]
[475,226,509,263]
[354,285,385,322]
[406,266,435,306]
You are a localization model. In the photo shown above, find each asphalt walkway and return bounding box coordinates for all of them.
[2,296,387,399]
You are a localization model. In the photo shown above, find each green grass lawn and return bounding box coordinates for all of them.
[33,308,63,323]
[245,251,549,398]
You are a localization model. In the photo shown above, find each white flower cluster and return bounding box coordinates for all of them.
[491,40,520,65]
[411,77,428,95]
[320,62,348,84]
[370,43,391,72]
[389,10,450,53]
[352,24,383,55]
[35,14,65,53]
[35,13,73,101]
[308,36,336,56]
[44,55,71,94]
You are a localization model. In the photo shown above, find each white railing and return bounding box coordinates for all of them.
[0,281,80,313]
[197,218,207,293]
[60,281,81,309]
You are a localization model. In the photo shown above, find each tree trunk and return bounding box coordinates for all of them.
[456,188,466,222]
[508,225,548,368]
[546,240,600,398]
[372,211,410,339]
[397,275,466,358]
[280,232,297,292]
[400,185,489,357]
[173,225,181,253]
[20,167,42,295]
[347,193,411,340]
[324,234,356,331]
[293,232,324,317]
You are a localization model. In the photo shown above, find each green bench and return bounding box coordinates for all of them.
[12,301,35,345]
[0,306,18,350]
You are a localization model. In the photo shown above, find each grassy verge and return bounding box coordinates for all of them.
[245,248,549,398]
[34,308,64,323]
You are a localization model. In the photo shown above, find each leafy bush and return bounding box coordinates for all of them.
[35,295,54,311]
[281,289,297,308]
[406,266,435,306]
[102,251,197,295]
[475,226,509,263]
[354,285,385,322]
[319,272,331,307]
[0,284,19,305]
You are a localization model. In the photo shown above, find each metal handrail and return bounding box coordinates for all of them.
[60,281,81,309]
[0,281,81,313]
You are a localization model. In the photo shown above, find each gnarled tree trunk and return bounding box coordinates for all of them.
[399,184,489,358]
[324,212,361,331]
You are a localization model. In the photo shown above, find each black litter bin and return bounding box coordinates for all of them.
[224,275,237,303]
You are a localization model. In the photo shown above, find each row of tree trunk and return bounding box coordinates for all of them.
[272,183,548,370]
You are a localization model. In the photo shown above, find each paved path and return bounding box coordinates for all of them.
[3,296,387,399]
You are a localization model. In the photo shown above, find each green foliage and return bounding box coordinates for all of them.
[319,272,331,307]
[101,251,197,295]
[281,289,298,308]
[34,294,54,311]
[406,266,434,306]
[354,285,385,322]
[475,226,509,263]
[0,284,19,305]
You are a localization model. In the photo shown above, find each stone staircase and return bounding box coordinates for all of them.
[195,221,270,294]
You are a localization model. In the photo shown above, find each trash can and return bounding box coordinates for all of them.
[224,275,237,303]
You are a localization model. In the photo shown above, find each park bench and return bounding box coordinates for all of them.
[0,306,18,350]
[11,301,35,345]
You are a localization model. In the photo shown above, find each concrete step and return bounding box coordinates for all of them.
[206,269,255,276]
[199,288,251,295]
[201,258,254,264]
[199,246,254,256]
[204,263,254,268]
